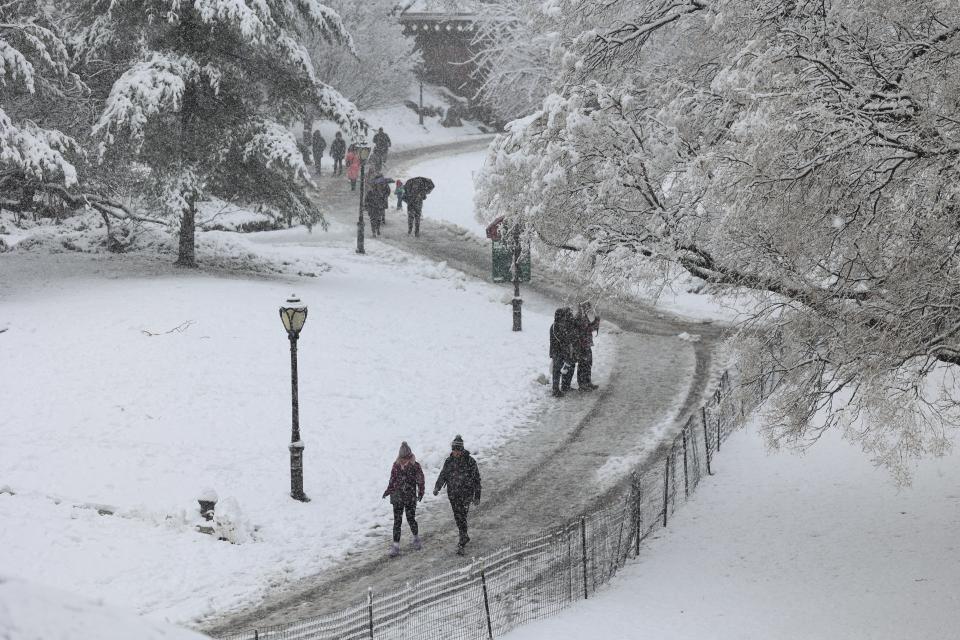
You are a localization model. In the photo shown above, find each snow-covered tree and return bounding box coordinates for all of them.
[77,0,366,267]
[0,0,79,192]
[470,0,566,122]
[478,0,960,477]
[306,0,420,111]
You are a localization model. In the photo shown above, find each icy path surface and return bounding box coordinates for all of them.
[207,140,725,634]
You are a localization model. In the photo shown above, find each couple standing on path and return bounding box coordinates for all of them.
[382,435,482,558]
[550,301,601,397]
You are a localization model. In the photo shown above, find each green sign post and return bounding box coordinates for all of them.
[491,240,531,283]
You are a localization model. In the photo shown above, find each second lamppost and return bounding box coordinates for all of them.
[356,144,371,254]
[279,294,309,502]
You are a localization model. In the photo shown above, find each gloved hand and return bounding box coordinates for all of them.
[433,489,439,496]
[418,494,424,502]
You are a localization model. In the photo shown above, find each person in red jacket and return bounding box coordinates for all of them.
[382,441,425,557]
[345,145,361,191]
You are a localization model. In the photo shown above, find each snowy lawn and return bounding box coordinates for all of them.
[0,233,552,625]
[502,422,960,640]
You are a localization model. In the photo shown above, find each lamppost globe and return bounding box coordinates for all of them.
[279,294,308,337]
[357,144,371,163]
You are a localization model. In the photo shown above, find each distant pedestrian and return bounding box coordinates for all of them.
[550,307,576,397]
[373,127,392,163]
[433,435,481,555]
[395,179,405,210]
[382,441,425,557]
[366,174,391,237]
[330,132,346,175]
[346,145,361,191]
[311,130,326,174]
[573,302,600,391]
[403,176,434,237]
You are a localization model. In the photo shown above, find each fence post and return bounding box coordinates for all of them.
[702,406,712,475]
[716,392,722,452]
[634,476,642,557]
[367,587,374,639]
[662,451,670,527]
[681,428,689,499]
[478,559,494,640]
[580,515,588,600]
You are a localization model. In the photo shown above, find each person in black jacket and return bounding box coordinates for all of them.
[311,130,326,174]
[433,434,481,552]
[330,132,346,175]
[550,307,576,397]
[403,177,434,237]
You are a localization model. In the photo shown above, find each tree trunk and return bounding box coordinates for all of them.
[175,199,197,268]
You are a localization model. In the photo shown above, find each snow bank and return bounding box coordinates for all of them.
[503,422,960,640]
[0,575,209,640]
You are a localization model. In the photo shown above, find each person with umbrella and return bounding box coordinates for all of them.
[403,176,434,238]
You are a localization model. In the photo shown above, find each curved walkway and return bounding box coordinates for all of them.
[204,139,725,635]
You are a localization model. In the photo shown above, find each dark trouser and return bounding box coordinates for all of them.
[369,208,382,236]
[350,179,356,191]
[407,202,422,236]
[392,502,418,543]
[396,197,403,209]
[333,157,343,174]
[576,348,593,386]
[552,357,574,392]
[313,154,322,173]
[449,498,471,545]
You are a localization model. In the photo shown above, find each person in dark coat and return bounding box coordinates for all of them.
[373,127,391,162]
[433,435,481,551]
[550,307,576,397]
[365,175,391,237]
[382,441,425,557]
[311,130,326,174]
[573,302,601,391]
[330,132,346,175]
[403,177,434,237]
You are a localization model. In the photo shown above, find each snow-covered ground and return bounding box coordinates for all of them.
[0,223,555,625]
[0,575,209,640]
[307,84,491,153]
[502,422,960,640]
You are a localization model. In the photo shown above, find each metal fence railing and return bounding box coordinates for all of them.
[217,370,756,640]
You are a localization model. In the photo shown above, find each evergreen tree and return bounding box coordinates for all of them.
[78,0,366,267]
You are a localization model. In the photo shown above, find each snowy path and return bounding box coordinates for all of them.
[205,140,725,635]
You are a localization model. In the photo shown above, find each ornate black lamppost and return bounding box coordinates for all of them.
[511,225,522,331]
[356,144,372,254]
[279,294,309,502]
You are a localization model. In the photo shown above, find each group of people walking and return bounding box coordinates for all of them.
[382,435,482,557]
[304,125,435,238]
[549,301,601,397]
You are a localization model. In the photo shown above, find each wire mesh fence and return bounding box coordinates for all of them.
[217,370,757,640]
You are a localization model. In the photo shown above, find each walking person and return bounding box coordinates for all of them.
[311,129,326,175]
[330,131,346,176]
[382,441,425,557]
[373,127,392,164]
[403,176,434,237]
[573,301,601,391]
[366,174,391,237]
[346,144,361,191]
[433,435,481,555]
[549,307,576,397]
[395,179,405,210]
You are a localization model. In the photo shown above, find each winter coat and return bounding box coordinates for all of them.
[383,457,425,506]
[550,308,576,361]
[395,184,405,202]
[311,131,326,157]
[574,313,600,353]
[434,450,481,503]
[373,130,391,152]
[330,137,346,159]
[366,180,391,211]
[346,152,361,180]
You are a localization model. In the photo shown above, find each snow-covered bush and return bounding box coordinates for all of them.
[212,497,255,545]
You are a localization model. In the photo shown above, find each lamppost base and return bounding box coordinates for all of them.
[289,441,308,503]
[291,492,311,503]
[512,297,523,332]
